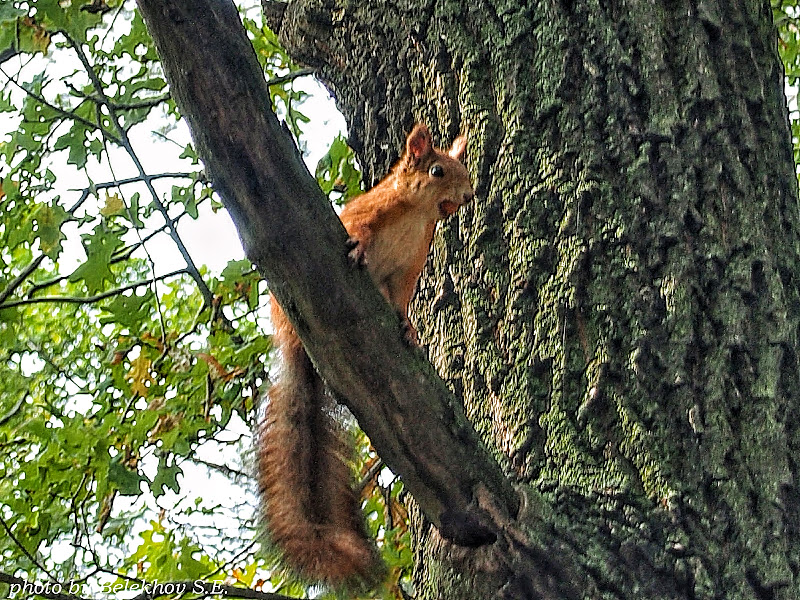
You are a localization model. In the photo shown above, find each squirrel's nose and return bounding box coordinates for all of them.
[464,191,475,203]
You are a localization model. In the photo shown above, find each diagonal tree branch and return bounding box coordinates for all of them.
[134,2,598,597]
[135,0,519,540]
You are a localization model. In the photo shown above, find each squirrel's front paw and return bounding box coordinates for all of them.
[346,237,368,267]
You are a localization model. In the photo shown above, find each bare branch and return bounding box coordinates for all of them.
[65,82,171,110]
[265,67,315,87]
[188,456,250,479]
[0,254,46,306]
[357,457,384,494]
[0,47,18,65]
[136,0,520,535]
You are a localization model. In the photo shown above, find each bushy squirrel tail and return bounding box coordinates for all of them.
[257,302,380,584]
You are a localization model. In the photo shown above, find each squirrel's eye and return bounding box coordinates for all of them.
[429,164,445,178]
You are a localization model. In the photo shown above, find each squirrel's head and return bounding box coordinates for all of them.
[399,123,474,220]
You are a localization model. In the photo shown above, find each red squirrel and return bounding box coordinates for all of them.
[258,123,474,584]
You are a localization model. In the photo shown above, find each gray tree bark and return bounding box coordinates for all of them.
[269,0,800,598]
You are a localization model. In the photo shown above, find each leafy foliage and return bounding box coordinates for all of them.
[316,134,363,204]
[0,2,403,600]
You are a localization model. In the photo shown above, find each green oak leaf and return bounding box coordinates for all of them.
[108,455,145,497]
[150,456,182,498]
[100,289,154,328]
[33,201,70,259]
[68,224,123,294]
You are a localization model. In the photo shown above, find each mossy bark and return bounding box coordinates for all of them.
[274,0,800,597]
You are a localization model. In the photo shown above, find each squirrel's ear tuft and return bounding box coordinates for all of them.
[406,123,432,163]
[449,135,467,162]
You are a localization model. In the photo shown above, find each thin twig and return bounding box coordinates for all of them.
[63,170,193,218]
[66,82,171,110]
[0,254,46,305]
[0,269,190,310]
[188,456,250,480]
[265,66,315,87]
[199,539,259,583]
[109,200,206,263]
[24,339,86,397]
[84,171,194,193]
[357,457,385,494]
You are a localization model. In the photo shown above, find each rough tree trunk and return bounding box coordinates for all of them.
[268,0,800,598]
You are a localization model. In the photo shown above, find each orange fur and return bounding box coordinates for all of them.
[258,123,473,584]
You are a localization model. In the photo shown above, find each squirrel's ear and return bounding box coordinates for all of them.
[449,135,467,162]
[406,123,432,163]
